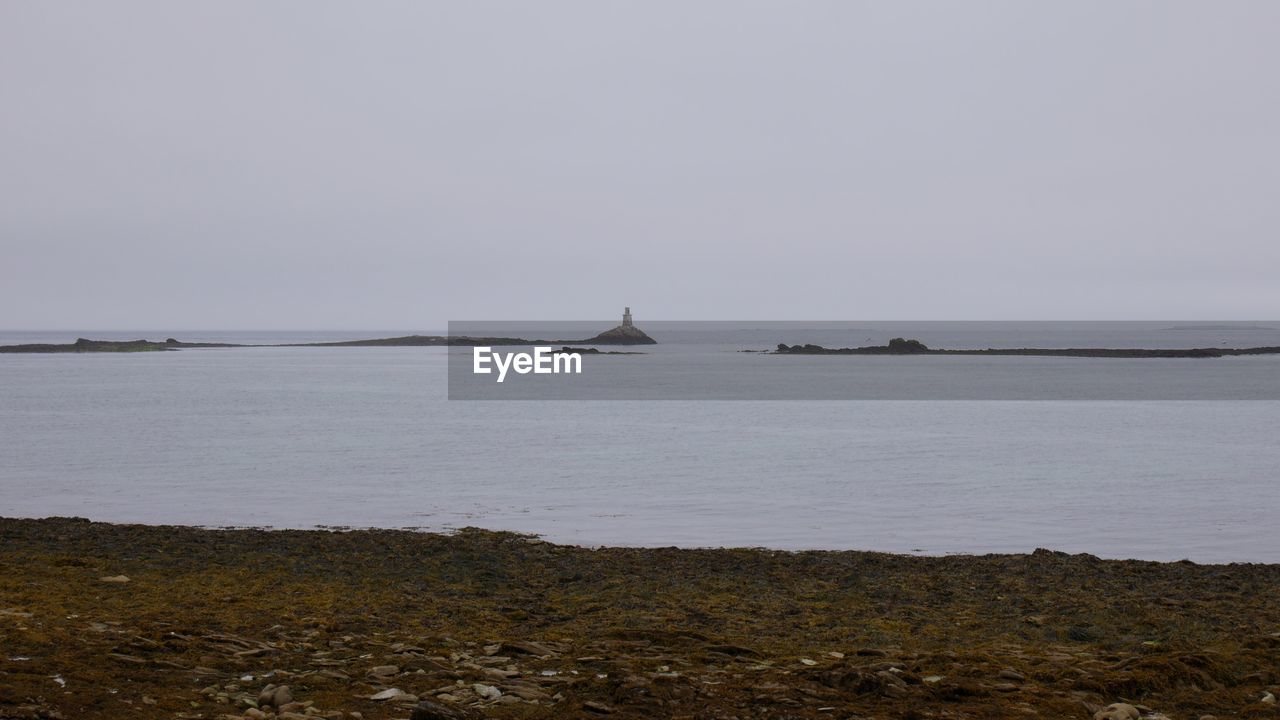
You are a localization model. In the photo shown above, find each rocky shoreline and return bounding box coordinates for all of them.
[1,518,1278,720]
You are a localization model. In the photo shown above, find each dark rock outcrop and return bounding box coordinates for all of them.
[571,323,656,345]
[772,338,1280,358]
[775,338,930,355]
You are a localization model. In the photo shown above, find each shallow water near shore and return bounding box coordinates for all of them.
[2,323,1279,563]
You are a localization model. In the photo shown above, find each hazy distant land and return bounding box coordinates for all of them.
[774,337,1280,358]
[0,336,615,353]
[0,331,656,353]
[8,332,1280,358]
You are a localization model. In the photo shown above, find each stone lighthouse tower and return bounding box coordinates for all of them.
[582,306,654,344]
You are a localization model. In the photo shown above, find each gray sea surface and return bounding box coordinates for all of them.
[1,323,1278,562]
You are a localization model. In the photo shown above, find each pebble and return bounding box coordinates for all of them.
[993,682,1019,692]
[1262,692,1276,704]
[472,683,501,700]
[409,699,471,720]
[367,664,399,677]
[501,684,550,701]
[1094,703,1140,720]
[882,683,908,698]
[243,710,266,720]
[998,669,1025,682]
[799,658,818,666]
[99,575,130,583]
[257,684,293,708]
[501,640,559,657]
[369,688,409,701]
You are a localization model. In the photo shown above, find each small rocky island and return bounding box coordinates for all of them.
[774,338,1280,358]
[562,307,656,345]
[0,309,657,353]
[0,338,241,353]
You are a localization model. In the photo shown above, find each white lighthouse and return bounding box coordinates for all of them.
[622,306,633,327]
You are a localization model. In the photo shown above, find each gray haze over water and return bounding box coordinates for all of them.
[3,1,1280,327]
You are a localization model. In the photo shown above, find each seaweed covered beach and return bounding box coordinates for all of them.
[1,518,1278,720]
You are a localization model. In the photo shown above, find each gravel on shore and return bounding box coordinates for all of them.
[1,517,1278,719]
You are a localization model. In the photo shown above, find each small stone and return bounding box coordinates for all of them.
[99,575,130,584]
[500,641,559,657]
[1262,692,1276,704]
[583,700,615,714]
[367,665,399,677]
[1093,703,1140,720]
[882,683,908,698]
[409,699,472,720]
[258,685,293,709]
[472,683,501,700]
[799,658,818,666]
[243,709,266,720]
[369,689,408,701]
[501,685,550,701]
[998,669,1026,682]
[702,644,761,658]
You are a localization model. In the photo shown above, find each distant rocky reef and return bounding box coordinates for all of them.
[287,335,532,347]
[773,338,1280,358]
[777,337,930,355]
[1,308,659,353]
[551,346,643,355]
[1,331,656,353]
[0,338,240,353]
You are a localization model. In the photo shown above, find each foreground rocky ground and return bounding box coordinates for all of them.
[1,518,1278,720]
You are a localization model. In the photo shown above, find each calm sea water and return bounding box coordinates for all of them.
[2,323,1278,563]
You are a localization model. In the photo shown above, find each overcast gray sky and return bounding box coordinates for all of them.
[2,1,1278,329]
